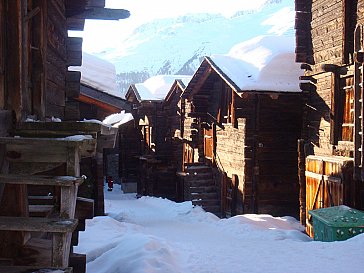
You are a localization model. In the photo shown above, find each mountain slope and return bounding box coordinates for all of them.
[95,0,295,94]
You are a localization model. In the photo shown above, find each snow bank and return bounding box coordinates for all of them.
[75,184,364,273]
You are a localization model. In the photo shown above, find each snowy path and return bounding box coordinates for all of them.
[74,185,364,273]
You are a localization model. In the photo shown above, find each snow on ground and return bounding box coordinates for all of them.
[75,184,364,273]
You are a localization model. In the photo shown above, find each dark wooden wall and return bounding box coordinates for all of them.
[296,0,364,230]
[216,92,302,216]
[44,0,67,118]
[184,67,303,217]
[0,0,84,122]
[4,0,24,120]
[298,0,360,155]
[162,85,185,171]
[254,94,302,216]
[0,0,4,110]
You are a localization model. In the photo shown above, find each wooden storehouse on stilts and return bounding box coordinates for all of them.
[295,0,364,237]
[123,75,191,199]
[0,1,129,272]
[179,35,303,217]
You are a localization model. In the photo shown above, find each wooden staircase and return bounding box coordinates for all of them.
[0,135,96,273]
[184,164,220,216]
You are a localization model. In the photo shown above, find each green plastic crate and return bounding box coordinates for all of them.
[308,205,364,242]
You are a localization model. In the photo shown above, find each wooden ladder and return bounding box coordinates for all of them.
[354,25,364,181]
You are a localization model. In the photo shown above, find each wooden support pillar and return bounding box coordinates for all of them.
[298,139,306,226]
[94,152,105,216]
[221,172,227,218]
[231,174,238,216]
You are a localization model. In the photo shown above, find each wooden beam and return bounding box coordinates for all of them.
[0,266,73,273]
[299,75,317,83]
[79,84,131,111]
[67,18,85,31]
[66,37,83,66]
[69,7,130,20]
[0,174,84,187]
[66,71,81,98]
[299,82,316,92]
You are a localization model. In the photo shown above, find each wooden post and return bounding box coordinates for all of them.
[354,26,363,181]
[221,172,227,218]
[0,0,4,109]
[231,174,238,216]
[298,139,306,226]
[330,72,341,145]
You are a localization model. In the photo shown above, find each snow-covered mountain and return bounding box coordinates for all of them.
[94,0,295,95]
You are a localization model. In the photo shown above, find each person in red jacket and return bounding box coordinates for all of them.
[107,176,113,191]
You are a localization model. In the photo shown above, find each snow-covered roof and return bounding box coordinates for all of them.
[164,79,190,103]
[70,52,121,98]
[133,75,192,101]
[205,35,302,93]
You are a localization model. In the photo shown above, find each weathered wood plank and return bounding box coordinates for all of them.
[66,70,81,98]
[75,196,94,219]
[0,136,96,160]
[0,217,77,233]
[0,174,84,186]
[0,266,73,273]
[66,37,83,66]
[69,7,130,20]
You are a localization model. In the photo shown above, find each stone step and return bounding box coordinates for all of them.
[185,166,212,174]
[189,179,214,187]
[189,186,216,193]
[185,169,212,176]
[192,198,220,207]
[191,192,218,200]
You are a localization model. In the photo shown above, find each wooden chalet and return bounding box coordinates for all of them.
[163,78,192,173]
[0,0,129,272]
[295,0,364,236]
[179,35,303,217]
[124,75,191,199]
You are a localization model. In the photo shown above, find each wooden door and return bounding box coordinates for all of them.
[305,155,353,237]
[221,173,238,217]
[182,143,194,171]
[203,125,214,163]
[340,76,354,142]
